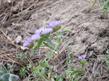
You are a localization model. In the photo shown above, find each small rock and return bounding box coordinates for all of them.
[15,36,22,44]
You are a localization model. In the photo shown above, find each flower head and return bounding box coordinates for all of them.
[35,28,42,34]
[23,37,32,47]
[47,21,62,28]
[40,28,53,35]
[35,27,53,35]
[78,54,86,60]
[31,33,41,41]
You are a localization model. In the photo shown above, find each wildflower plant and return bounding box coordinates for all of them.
[21,20,86,81]
[21,21,65,80]
[23,21,62,49]
[65,53,86,81]
[78,54,88,67]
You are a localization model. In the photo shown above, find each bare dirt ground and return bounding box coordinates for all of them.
[1,0,109,81]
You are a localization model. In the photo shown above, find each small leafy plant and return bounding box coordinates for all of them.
[100,0,109,12]
[17,20,86,81]
[89,0,109,18]
[99,0,109,18]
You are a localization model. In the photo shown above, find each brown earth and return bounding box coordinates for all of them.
[1,0,109,81]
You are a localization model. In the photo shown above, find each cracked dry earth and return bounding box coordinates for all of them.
[1,0,109,81]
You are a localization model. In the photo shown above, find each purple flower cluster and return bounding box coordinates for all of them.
[23,21,62,48]
[78,54,86,60]
[47,21,62,28]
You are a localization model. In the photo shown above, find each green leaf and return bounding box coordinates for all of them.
[80,60,87,67]
[0,71,4,76]
[9,74,19,81]
[53,26,61,32]
[0,73,19,81]
[101,0,109,12]
[0,73,9,81]
[40,60,49,67]
[43,40,54,50]
[32,34,50,49]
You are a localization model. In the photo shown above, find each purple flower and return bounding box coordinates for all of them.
[41,28,53,35]
[35,28,53,35]
[35,28,42,34]
[23,21,63,48]
[31,33,41,41]
[78,55,86,60]
[47,21,62,28]
[23,37,32,47]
